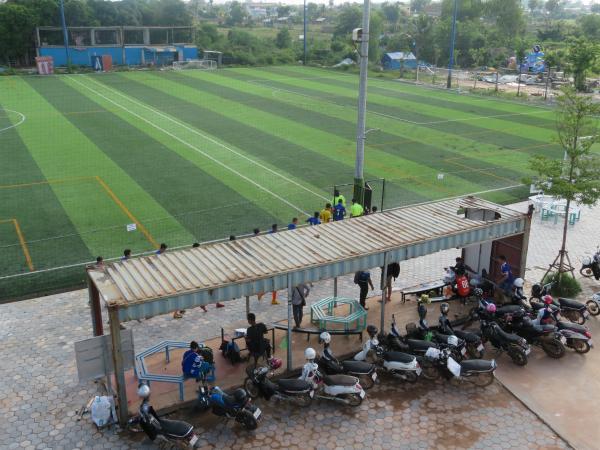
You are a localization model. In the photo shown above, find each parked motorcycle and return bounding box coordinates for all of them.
[531,282,589,324]
[438,302,484,359]
[423,347,497,387]
[302,348,365,406]
[558,327,593,354]
[580,246,600,280]
[317,332,378,389]
[196,384,261,430]
[244,366,314,406]
[499,314,566,359]
[480,319,530,366]
[586,292,600,316]
[130,383,199,449]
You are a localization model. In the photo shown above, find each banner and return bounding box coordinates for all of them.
[35,56,54,75]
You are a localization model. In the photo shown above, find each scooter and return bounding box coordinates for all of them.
[531,282,589,324]
[438,302,484,359]
[580,246,600,280]
[196,383,262,430]
[302,348,365,406]
[130,383,199,449]
[499,314,566,359]
[480,319,530,366]
[244,366,314,406]
[423,347,497,387]
[317,331,378,389]
[586,292,600,316]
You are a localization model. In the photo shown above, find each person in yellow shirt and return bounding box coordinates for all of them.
[333,189,346,208]
[350,198,364,218]
[319,203,333,223]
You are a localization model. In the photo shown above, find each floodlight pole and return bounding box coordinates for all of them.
[446,0,458,89]
[354,0,371,205]
[59,0,70,66]
[303,0,307,65]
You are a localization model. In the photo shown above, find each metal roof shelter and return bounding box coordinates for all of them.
[87,196,530,424]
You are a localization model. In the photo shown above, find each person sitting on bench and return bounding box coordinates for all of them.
[182,341,204,379]
[245,313,272,366]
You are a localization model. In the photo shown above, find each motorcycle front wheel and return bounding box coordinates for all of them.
[243,378,260,399]
[541,340,566,359]
[580,266,594,278]
[586,300,600,316]
[572,340,591,354]
[343,393,363,407]
[507,347,528,366]
[471,371,494,387]
[239,410,258,431]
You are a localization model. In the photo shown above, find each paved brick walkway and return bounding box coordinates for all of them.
[2,199,598,449]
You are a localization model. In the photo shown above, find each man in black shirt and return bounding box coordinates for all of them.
[245,313,272,364]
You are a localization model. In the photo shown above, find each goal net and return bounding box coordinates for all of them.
[172,59,217,70]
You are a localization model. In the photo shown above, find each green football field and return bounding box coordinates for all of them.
[0,65,573,297]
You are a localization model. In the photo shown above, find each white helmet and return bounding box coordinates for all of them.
[304,347,316,360]
[447,335,459,347]
[513,278,524,288]
[137,383,151,399]
[319,332,331,344]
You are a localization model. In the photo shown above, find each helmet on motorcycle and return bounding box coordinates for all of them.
[440,303,450,315]
[513,278,524,288]
[447,335,459,347]
[582,256,592,266]
[366,324,378,337]
[232,388,248,404]
[267,357,282,370]
[473,288,484,298]
[419,294,431,304]
[137,383,151,399]
[543,295,554,305]
[486,303,497,314]
[304,347,316,360]
[319,331,331,344]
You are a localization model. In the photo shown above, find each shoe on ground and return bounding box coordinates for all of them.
[271,300,280,305]
[216,303,225,308]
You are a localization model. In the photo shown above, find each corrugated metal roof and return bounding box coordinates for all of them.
[88,197,527,321]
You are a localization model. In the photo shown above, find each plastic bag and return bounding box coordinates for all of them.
[91,396,113,427]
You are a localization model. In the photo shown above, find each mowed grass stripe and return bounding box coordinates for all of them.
[0,106,91,274]
[204,69,531,187]
[15,76,178,258]
[54,75,281,243]
[233,68,560,157]
[170,70,516,199]
[268,66,556,129]
[136,71,473,204]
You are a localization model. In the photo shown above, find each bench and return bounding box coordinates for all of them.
[134,340,215,401]
[272,324,363,341]
[310,297,367,332]
[401,280,446,303]
[220,326,276,357]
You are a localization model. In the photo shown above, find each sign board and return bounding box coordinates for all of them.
[74,329,134,383]
[35,56,54,75]
[126,223,137,232]
[102,54,113,72]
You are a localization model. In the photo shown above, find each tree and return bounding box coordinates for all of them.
[485,0,525,44]
[226,1,246,26]
[592,4,600,14]
[580,14,600,42]
[381,2,401,31]
[528,87,600,285]
[275,28,291,49]
[528,0,540,15]
[545,0,564,19]
[410,0,431,14]
[333,5,362,38]
[566,38,599,92]
[0,3,36,64]
[277,5,291,18]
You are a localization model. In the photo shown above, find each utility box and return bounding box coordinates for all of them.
[352,28,363,42]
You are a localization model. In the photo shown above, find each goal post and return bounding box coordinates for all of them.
[172,59,217,70]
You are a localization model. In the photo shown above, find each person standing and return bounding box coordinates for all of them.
[354,270,374,309]
[319,203,333,223]
[380,262,400,303]
[307,212,321,226]
[292,282,310,328]
[333,199,346,221]
[333,189,346,208]
[350,199,364,218]
[497,255,515,296]
[246,313,273,365]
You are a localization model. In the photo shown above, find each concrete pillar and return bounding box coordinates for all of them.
[88,273,103,337]
[108,306,128,426]
[287,273,293,371]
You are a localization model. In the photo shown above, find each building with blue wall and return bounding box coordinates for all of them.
[382,52,417,70]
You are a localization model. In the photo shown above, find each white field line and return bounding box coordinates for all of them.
[68,76,311,216]
[0,110,26,133]
[82,74,329,203]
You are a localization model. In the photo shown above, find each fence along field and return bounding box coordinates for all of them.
[0,66,565,300]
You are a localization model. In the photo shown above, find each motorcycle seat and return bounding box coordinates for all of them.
[453,330,480,343]
[277,378,312,392]
[494,327,522,344]
[384,351,415,364]
[341,360,374,373]
[221,389,246,407]
[556,321,588,333]
[407,339,438,351]
[496,305,523,315]
[323,374,358,387]
[159,418,193,438]
[540,324,557,332]
[558,298,584,309]
[460,359,495,373]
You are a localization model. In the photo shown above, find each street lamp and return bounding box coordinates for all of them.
[446,0,458,89]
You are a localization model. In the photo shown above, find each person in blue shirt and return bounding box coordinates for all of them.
[182,341,204,379]
[307,212,321,226]
[156,243,167,254]
[121,249,131,261]
[288,218,298,230]
[497,255,515,295]
[333,199,346,221]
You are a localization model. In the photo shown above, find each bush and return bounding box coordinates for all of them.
[543,271,582,298]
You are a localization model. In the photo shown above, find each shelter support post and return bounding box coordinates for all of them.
[88,273,103,337]
[333,277,338,297]
[287,273,293,371]
[108,306,129,426]
[245,296,250,317]
[519,216,532,278]
[380,253,389,332]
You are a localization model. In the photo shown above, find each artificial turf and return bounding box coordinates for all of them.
[0,65,586,299]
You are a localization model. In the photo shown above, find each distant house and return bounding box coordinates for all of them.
[382,52,417,70]
[315,17,326,23]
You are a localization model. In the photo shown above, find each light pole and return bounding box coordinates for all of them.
[59,0,70,66]
[353,0,370,205]
[303,0,307,65]
[446,0,458,89]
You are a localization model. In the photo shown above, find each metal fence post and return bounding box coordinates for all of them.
[287,273,293,371]
[380,252,389,332]
[108,306,128,426]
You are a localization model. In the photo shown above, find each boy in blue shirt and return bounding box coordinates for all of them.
[182,341,204,379]
[288,218,298,230]
[307,212,321,226]
[333,199,346,221]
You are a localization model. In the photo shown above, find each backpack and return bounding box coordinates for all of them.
[220,340,241,365]
[198,346,214,365]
